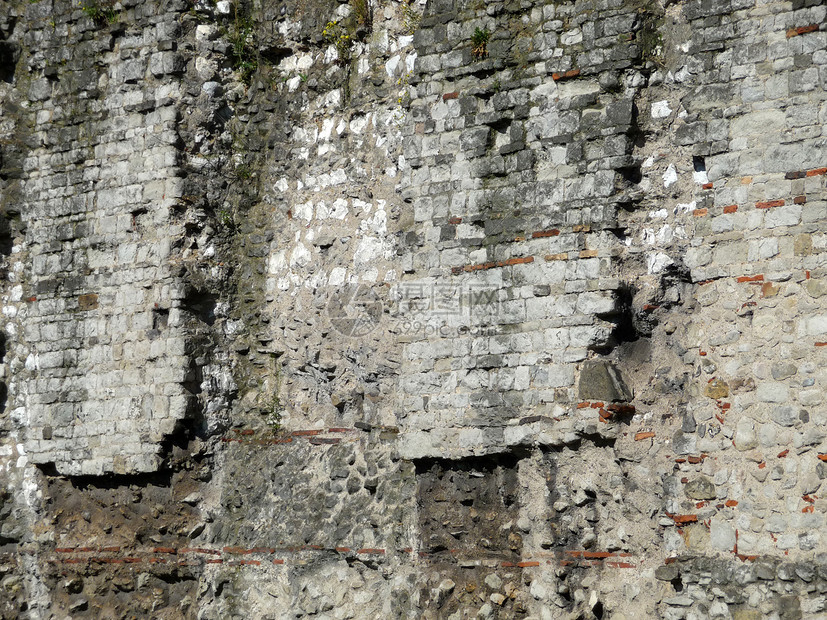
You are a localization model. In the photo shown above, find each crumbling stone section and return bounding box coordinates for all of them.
[213,434,415,553]
[417,455,520,557]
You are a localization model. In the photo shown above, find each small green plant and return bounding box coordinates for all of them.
[217,207,234,230]
[228,9,258,84]
[491,77,501,92]
[323,19,353,64]
[392,70,413,126]
[635,6,665,67]
[234,162,252,180]
[401,0,421,34]
[471,27,491,60]
[80,0,117,25]
[350,0,372,34]
[396,72,412,104]
[236,59,258,84]
[266,397,283,432]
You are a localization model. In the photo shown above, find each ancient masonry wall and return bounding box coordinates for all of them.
[0,0,825,617]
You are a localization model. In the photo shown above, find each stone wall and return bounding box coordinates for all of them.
[0,0,825,617]
[1,0,209,476]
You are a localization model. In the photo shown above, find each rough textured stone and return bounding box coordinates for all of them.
[704,378,730,399]
[685,476,717,500]
[577,360,633,402]
[734,420,759,451]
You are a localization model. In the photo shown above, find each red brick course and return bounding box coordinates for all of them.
[552,69,580,81]
[755,199,784,209]
[736,274,763,283]
[451,255,535,274]
[531,229,560,238]
[786,24,820,38]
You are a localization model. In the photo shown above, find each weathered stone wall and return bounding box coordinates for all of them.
[1,0,208,477]
[0,0,825,617]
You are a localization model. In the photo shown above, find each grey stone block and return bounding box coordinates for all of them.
[577,360,631,402]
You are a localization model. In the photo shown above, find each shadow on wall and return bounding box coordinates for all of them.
[416,453,521,557]
[0,35,17,84]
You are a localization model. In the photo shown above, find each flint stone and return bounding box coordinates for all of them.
[772,405,804,427]
[685,476,716,500]
[756,382,789,403]
[577,360,632,402]
[734,419,758,451]
[710,519,736,550]
[673,430,697,455]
